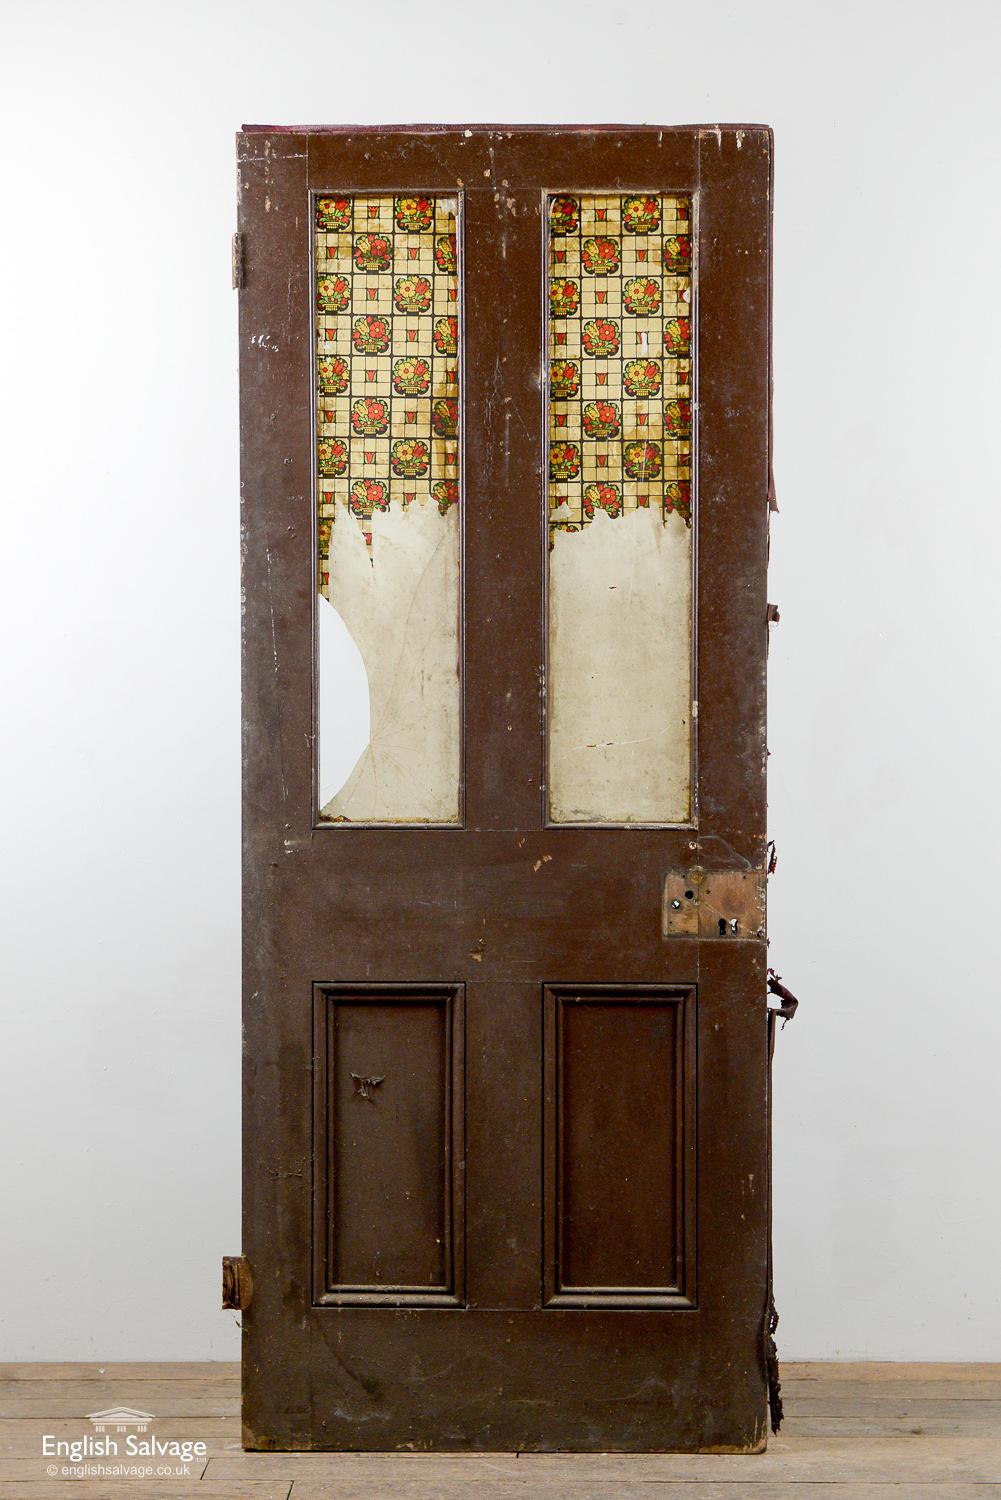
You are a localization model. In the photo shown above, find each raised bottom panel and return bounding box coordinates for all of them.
[311,984,465,1306]
[544,985,697,1308]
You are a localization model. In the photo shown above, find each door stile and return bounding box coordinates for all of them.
[237,131,315,1450]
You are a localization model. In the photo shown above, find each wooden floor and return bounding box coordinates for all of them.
[2,1363,1000,1497]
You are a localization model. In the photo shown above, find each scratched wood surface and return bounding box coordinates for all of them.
[1,1363,999,1495]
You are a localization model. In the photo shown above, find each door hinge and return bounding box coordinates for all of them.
[232,233,245,290]
[222,1254,253,1310]
[767,969,800,1027]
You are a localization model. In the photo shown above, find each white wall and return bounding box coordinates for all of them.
[1,0,998,1362]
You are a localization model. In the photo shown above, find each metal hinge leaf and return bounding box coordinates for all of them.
[222,1254,253,1310]
[767,969,800,1027]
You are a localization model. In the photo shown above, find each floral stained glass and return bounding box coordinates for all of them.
[547,193,693,826]
[316,194,460,577]
[547,193,692,538]
[314,195,462,824]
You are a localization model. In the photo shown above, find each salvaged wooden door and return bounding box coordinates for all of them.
[237,124,773,1452]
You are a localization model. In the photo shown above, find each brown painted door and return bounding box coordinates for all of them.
[238,125,772,1452]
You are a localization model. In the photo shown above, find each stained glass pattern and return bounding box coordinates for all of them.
[315,195,460,593]
[546,193,693,540]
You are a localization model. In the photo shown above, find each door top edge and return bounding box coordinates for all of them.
[239,123,773,139]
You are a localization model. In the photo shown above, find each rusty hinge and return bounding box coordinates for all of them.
[232,233,245,291]
[765,1292,784,1432]
[767,970,800,1028]
[222,1254,253,1310]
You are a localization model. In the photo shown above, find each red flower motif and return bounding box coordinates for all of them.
[582,400,621,437]
[349,478,389,516]
[351,397,389,434]
[393,275,432,312]
[392,356,431,394]
[316,275,350,313]
[549,442,581,479]
[665,400,692,439]
[582,237,621,275]
[550,279,580,316]
[665,480,692,525]
[664,317,691,355]
[352,315,389,352]
[316,197,351,230]
[550,196,580,233]
[623,359,662,396]
[318,355,349,394]
[432,479,460,515]
[583,482,622,519]
[434,316,459,353]
[317,438,348,476]
[435,234,457,272]
[432,397,459,437]
[623,277,661,314]
[394,196,434,231]
[623,441,662,479]
[622,195,661,233]
[353,234,391,270]
[581,318,620,355]
[663,235,692,272]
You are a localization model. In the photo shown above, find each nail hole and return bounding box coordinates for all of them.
[718,917,727,936]
[684,889,695,900]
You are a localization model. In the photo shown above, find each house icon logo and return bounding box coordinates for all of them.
[86,1407,155,1434]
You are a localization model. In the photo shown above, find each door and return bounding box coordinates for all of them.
[237,124,773,1452]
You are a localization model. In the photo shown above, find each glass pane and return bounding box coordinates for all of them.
[546,193,694,824]
[315,195,461,824]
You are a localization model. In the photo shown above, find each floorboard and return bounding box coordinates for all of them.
[0,1363,997,1493]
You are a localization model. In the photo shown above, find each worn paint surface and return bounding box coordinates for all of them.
[318,503,460,822]
[548,505,691,823]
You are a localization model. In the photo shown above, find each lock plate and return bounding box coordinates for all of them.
[662,866,766,940]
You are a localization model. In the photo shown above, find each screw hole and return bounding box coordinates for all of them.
[684,889,695,900]
[718,917,727,936]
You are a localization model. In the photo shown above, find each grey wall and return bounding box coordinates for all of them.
[2,0,998,1360]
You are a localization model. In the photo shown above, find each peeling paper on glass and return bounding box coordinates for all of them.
[546,193,694,825]
[314,195,461,824]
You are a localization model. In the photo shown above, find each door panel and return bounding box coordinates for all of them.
[311,985,464,1305]
[543,986,696,1307]
[238,124,772,1453]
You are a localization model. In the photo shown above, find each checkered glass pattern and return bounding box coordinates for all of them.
[547,193,693,538]
[314,195,460,594]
